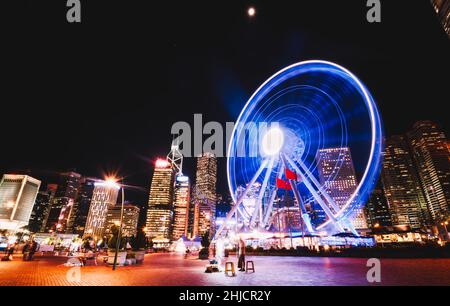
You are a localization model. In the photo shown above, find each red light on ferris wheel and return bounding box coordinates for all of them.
[155,158,170,168]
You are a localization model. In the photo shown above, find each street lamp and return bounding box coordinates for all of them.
[105,178,125,271]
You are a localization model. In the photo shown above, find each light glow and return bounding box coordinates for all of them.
[155,158,170,169]
[261,127,284,156]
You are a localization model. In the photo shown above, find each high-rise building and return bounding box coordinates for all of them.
[431,0,450,37]
[407,121,450,221]
[316,147,368,230]
[172,175,190,240]
[105,204,140,237]
[83,180,120,239]
[44,171,81,233]
[0,174,41,231]
[70,178,95,235]
[381,135,429,229]
[146,159,175,240]
[364,188,392,229]
[194,152,217,238]
[29,190,52,233]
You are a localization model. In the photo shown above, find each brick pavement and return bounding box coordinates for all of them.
[0,253,449,286]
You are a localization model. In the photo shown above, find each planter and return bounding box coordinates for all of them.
[107,250,127,266]
[133,250,146,264]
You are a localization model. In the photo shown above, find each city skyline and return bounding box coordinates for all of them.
[1,1,448,207]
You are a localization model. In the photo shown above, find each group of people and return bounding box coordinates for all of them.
[214,237,247,272]
[2,240,39,261]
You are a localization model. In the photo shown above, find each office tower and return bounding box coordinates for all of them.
[70,178,95,235]
[0,174,41,231]
[194,152,217,238]
[146,159,175,240]
[431,0,450,37]
[407,121,450,221]
[83,180,120,239]
[316,147,368,230]
[172,175,190,240]
[28,190,52,233]
[364,188,392,228]
[105,204,140,237]
[381,135,429,229]
[44,171,81,232]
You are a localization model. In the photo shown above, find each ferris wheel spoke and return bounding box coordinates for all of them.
[250,157,276,227]
[261,162,285,228]
[214,158,270,241]
[283,154,337,223]
[289,155,341,214]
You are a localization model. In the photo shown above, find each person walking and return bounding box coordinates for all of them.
[22,242,30,261]
[237,238,246,272]
[28,240,38,261]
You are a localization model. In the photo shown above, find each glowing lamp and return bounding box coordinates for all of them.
[261,127,284,156]
[248,7,256,17]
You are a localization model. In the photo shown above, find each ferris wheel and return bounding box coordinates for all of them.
[215,60,383,240]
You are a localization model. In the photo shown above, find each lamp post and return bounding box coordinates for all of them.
[441,221,449,243]
[112,184,125,271]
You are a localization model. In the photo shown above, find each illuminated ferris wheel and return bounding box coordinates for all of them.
[215,60,383,239]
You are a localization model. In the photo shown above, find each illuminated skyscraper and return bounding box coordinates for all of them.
[172,175,190,240]
[407,121,450,221]
[381,135,428,229]
[316,147,368,230]
[193,152,217,238]
[44,171,81,233]
[0,174,41,231]
[364,188,392,228]
[146,159,175,240]
[29,189,52,233]
[83,180,120,239]
[70,178,95,235]
[105,204,140,237]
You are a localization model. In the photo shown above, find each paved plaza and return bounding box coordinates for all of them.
[0,253,449,286]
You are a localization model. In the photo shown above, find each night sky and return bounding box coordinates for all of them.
[1,1,449,205]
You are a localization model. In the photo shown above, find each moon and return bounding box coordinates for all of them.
[248,7,256,17]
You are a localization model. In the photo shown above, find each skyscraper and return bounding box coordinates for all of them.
[0,174,41,231]
[105,204,140,237]
[172,175,190,240]
[44,171,81,233]
[381,135,429,229]
[146,159,175,240]
[29,189,52,233]
[83,180,120,239]
[407,121,450,221]
[316,147,368,230]
[70,178,95,235]
[194,152,217,238]
[364,188,392,228]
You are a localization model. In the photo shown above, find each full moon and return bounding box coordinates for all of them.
[248,7,256,17]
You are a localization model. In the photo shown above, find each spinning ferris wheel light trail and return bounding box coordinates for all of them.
[214,60,384,242]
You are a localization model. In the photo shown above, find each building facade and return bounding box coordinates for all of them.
[0,174,41,231]
[44,171,81,233]
[381,135,429,229]
[105,204,140,237]
[83,180,120,239]
[29,190,52,233]
[407,121,450,222]
[146,159,175,240]
[316,147,368,230]
[364,188,392,229]
[193,152,217,238]
[172,175,190,240]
